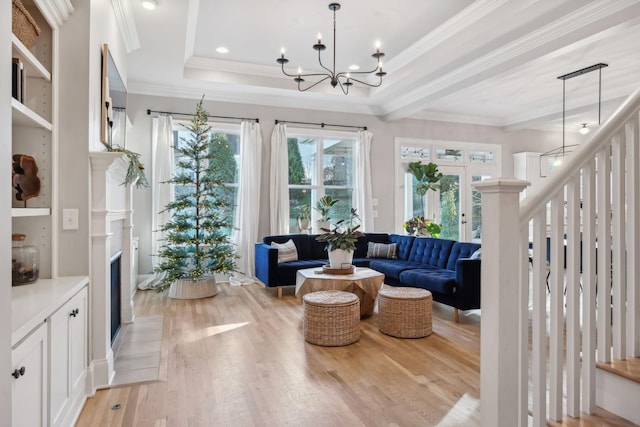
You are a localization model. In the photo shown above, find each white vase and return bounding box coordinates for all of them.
[328,248,354,269]
[168,276,218,299]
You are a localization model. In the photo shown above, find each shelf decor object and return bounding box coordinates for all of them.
[276,2,386,95]
[12,0,41,48]
[12,154,41,204]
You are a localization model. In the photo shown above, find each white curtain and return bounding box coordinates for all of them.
[354,130,375,232]
[138,115,174,290]
[270,123,290,234]
[230,121,263,285]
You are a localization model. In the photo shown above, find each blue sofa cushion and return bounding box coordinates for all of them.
[407,237,455,268]
[399,268,457,295]
[276,259,326,285]
[368,259,428,280]
[389,234,415,260]
[446,242,482,270]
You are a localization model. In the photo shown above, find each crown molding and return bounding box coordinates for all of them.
[35,0,74,29]
[110,0,140,53]
[127,81,377,116]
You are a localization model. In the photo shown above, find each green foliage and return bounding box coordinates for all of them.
[316,208,363,252]
[153,97,237,291]
[108,146,149,188]
[402,216,441,237]
[408,161,443,197]
[295,204,311,220]
[314,195,339,221]
[440,178,459,240]
[287,138,306,185]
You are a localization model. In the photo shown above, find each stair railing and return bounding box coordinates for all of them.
[476,86,640,427]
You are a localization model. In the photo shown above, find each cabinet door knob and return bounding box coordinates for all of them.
[70,308,79,317]
[11,367,25,379]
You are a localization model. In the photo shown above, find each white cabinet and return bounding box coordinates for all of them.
[49,286,88,427]
[11,322,48,427]
[12,278,89,427]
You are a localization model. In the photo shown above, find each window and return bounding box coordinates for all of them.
[172,121,240,237]
[287,129,356,232]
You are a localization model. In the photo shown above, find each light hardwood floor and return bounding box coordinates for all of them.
[76,283,636,427]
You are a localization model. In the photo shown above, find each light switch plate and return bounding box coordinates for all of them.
[62,209,79,230]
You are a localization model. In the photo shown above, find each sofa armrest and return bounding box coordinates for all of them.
[255,243,279,287]
[454,258,481,310]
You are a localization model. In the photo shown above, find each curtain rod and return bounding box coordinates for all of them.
[146,109,259,123]
[275,119,367,131]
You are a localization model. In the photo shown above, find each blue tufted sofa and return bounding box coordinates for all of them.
[255,233,481,321]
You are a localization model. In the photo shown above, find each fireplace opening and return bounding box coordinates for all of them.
[110,250,122,344]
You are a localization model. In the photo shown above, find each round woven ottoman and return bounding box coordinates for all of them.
[378,287,432,338]
[303,290,360,346]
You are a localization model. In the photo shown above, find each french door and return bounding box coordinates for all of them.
[428,166,487,242]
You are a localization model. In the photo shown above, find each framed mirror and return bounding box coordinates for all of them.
[101,44,127,149]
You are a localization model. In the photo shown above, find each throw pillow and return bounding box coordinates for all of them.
[470,249,481,260]
[366,242,398,259]
[271,239,298,263]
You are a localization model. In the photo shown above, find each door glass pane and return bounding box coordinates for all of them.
[323,139,353,186]
[435,148,463,162]
[468,150,494,164]
[439,175,460,240]
[471,176,490,242]
[401,146,430,160]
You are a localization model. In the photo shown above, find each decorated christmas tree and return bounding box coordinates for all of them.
[154,97,237,292]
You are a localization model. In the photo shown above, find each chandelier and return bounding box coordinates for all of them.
[276,2,386,95]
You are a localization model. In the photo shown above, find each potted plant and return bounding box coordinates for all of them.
[313,194,339,233]
[316,208,364,268]
[402,216,442,237]
[407,161,443,217]
[296,204,311,233]
[154,97,237,299]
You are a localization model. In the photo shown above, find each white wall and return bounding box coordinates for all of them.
[57,0,127,276]
[126,93,564,275]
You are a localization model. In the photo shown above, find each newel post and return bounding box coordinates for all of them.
[475,178,529,427]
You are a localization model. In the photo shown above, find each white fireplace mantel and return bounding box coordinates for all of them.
[89,151,135,391]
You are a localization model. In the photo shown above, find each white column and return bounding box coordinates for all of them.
[475,178,529,427]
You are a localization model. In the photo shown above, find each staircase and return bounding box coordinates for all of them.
[476,86,640,427]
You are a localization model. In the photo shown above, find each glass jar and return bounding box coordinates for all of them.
[12,233,39,286]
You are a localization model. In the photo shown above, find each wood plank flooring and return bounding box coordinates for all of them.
[75,283,637,427]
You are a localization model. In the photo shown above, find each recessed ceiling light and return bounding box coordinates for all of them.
[348,64,360,71]
[141,0,158,10]
[216,46,229,54]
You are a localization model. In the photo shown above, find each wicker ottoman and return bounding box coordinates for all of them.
[303,290,360,346]
[378,287,432,338]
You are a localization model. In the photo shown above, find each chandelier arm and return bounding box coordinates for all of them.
[343,75,383,88]
[298,76,332,92]
[337,64,380,77]
[335,78,349,95]
[281,63,332,79]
